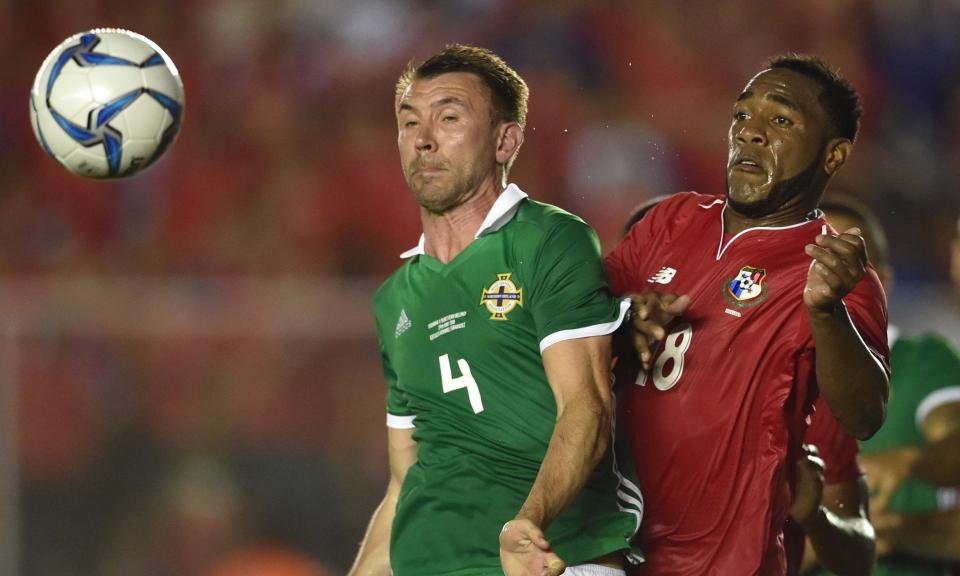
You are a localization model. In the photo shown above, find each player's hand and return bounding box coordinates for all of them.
[870,509,904,558]
[628,292,690,370]
[860,445,920,514]
[803,227,867,314]
[789,444,825,527]
[499,518,565,576]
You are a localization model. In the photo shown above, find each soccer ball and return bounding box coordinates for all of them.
[29,28,185,179]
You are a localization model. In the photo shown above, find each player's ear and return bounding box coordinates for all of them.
[496,123,524,166]
[823,138,852,176]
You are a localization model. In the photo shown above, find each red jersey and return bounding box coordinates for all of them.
[606,192,888,576]
[783,397,863,575]
[804,398,862,486]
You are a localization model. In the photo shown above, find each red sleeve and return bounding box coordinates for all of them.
[606,211,653,296]
[842,262,892,376]
[803,396,862,484]
[605,193,689,296]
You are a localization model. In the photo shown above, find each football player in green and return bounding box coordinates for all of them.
[348,45,651,576]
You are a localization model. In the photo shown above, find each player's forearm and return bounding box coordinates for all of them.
[803,507,875,576]
[348,487,399,576]
[516,397,611,530]
[810,305,888,439]
[885,510,960,561]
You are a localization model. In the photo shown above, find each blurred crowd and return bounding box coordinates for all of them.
[0,0,959,574]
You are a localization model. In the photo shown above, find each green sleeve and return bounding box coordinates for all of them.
[526,216,625,349]
[373,302,414,422]
[909,335,960,430]
[381,340,414,419]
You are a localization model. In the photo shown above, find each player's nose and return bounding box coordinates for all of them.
[415,120,436,152]
[735,120,766,146]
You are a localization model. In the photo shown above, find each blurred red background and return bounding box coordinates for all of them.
[1,1,958,574]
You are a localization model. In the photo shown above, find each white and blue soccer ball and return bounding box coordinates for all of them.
[30,29,185,179]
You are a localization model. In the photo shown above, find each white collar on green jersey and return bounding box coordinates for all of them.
[400,184,529,258]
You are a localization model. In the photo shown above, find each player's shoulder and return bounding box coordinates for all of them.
[373,260,414,311]
[513,198,589,231]
[619,191,720,244]
[639,191,721,227]
[661,191,722,211]
[895,332,960,364]
[509,198,600,250]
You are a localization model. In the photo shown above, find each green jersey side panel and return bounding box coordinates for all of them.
[374,199,636,576]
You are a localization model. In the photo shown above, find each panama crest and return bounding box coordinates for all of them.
[723,266,768,307]
[480,273,523,320]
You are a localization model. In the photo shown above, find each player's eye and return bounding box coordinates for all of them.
[733,111,748,121]
[442,115,458,122]
[403,120,419,128]
[773,116,792,127]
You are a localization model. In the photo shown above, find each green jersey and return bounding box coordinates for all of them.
[374,185,640,576]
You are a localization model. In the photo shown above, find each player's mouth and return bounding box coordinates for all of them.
[729,154,766,175]
[413,162,447,176]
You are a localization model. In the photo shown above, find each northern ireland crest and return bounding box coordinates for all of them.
[480,273,523,320]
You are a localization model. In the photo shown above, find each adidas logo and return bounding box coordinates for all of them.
[395,309,412,337]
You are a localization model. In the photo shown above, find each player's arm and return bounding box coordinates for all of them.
[868,419,960,562]
[795,472,875,576]
[911,399,960,486]
[500,334,614,576]
[348,426,417,576]
[804,228,889,439]
[872,508,960,563]
[859,394,960,563]
[862,399,960,515]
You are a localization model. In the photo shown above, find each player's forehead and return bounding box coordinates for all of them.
[398,72,489,113]
[736,68,823,116]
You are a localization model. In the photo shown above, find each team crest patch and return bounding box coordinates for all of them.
[723,266,768,308]
[480,273,523,320]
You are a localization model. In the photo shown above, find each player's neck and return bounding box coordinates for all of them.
[723,197,819,236]
[421,183,502,264]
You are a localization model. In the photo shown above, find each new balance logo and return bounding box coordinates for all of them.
[395,309,412,337]
[648,267,677,285]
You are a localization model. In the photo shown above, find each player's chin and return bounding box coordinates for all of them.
[413,185,455,213]
[726,183,770,207]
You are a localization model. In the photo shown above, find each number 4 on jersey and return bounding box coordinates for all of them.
[636,323,693,391]
[439,354,484,414]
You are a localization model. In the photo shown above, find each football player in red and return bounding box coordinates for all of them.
[607,55,890,575]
